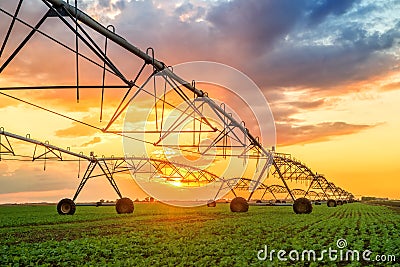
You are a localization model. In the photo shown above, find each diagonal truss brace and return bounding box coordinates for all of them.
[73,160,123,201]
[0,128,15,158]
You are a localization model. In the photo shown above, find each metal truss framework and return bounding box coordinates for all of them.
[0,0,271,159]
[0,128,354,202]
[263,153,353,201]
[0,129,223,201]
[0,0,280,195]
[0,1,354,203]
[305,175,354,201]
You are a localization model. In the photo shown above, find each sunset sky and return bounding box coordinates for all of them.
[0,0,399,203]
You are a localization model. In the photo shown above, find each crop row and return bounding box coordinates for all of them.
[1,203,399,266]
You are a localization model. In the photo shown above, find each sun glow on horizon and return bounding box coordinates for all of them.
[168,180,183,187]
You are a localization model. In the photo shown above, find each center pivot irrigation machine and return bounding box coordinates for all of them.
[0,0,354,215]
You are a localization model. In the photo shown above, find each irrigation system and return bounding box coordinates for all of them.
[0,0,354,214]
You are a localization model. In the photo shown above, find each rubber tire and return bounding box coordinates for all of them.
[315,201,322,205]
[57,198,76,215]
[293,198,313,214]
[275,200,282,204]
[337,200,343,206]
[230,197,249,212]
[207,200,216,207]
[255,200,262,204]
[327,199,337,207]
[343,200,348,204]
[116,197,134,214]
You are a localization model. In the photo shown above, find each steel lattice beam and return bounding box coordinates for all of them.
[0,1,355,204]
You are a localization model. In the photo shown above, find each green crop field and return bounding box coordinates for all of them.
[1,203,399,266]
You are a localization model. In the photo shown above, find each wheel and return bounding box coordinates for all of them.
[337,200,343,205]
[57,198,76,215]
[327,199,337,207]
[115,197,134,214]
[275,200,282,204]
[255,200,262,204]
[343,200,348,204]
[314,201,322,205]
[230,197,249,212]
[293,198,313,214]
[207,200,216,207]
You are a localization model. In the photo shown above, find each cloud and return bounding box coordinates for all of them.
[308,0,360,25]
[0,189,75,204]
[286,99,326,110]
[0,162,78,194]
[81,0,129,21]
[380,81,400,92]
[251,39,398,91]
[2,0,399,96]
[81,136,101,147]
[55,114,100,137]
[269,98,334,125]
[1,0,399,148]
[174,2,206,22]
[206,0,307,53]
[277,121,376,146]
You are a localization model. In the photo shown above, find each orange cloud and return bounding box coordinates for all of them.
[380,82,400,92]
[81,137,102,147]
[55,114,100,137]
[277,122,378,146]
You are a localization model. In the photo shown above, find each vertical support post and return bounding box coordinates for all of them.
[97,160,123,199]
[317,178,330,200]
[304,177,315,196]
[271,160,296,201]
[247,155,274,201]
[74,0,79,102]
[73,161,96,201]
[100,25,115,122]
[260,188,268,200]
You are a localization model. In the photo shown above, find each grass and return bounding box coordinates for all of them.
[1,203,399,266]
